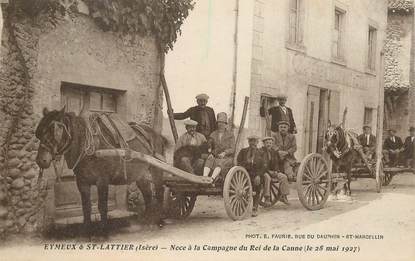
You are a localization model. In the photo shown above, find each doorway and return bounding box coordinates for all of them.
[304,86,340,155]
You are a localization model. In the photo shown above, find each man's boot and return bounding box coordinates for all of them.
[264,196,272,207]
[280,195,290,205]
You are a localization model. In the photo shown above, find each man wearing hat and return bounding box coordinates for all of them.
[237,135,265,217]
[357,125,376,160]
[260,94,297,134]
[203,112,236,181]
[261,136,290,206]
[382,129,403,167]
[174,119,207,174]
[173,93,217,138]
[403,127,415,168]
[272,121,297,180]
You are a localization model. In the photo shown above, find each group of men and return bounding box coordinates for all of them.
[173,94,298,217]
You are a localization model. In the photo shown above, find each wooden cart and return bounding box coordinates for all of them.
[95,149,335,220]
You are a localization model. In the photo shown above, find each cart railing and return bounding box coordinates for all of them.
[95,149,212,185]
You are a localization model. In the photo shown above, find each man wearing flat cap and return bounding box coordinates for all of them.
[173,93,216,138]
[260,94,297,134]
[383,129,403,167]
[237,135,265,217]
[357,125,376,160]
[261,136,290,206]
[174,120,207,174]
[203,112,236,181]
[272,121,297,180]
[403,127,415,168]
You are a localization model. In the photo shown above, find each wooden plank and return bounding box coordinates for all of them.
[233,97,249,165]
[95,149,212,184]
[375,51,385,192]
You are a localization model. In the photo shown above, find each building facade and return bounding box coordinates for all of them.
[384,0,413,139]
[246,0,388,157]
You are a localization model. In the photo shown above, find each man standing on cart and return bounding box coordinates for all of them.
[203,112,236,181]
[272,121,297,180]
[237,135,265,217]
[173,93,217,138]
[260,94,297,134]
[261,136,290,206]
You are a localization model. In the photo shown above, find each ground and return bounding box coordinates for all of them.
[1,172,414,261]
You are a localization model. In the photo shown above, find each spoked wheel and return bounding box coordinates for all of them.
[223,166,253,220]
[164,190,196,219]
[259,177,281,207]
[297,153,331,210]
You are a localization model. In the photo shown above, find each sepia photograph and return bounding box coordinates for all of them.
[0,0,414,260]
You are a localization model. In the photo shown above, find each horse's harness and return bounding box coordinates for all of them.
[325,127,353,159]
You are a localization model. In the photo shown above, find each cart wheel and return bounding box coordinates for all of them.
[297,153,331,210]
[223,166,253,220]
[164,190,196,219]
[259,178,281,207]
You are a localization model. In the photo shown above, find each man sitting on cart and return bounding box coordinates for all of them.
[261,136,290,207]
[237,135,265,217]
[382,129,403,167]
[203,112,236,181]
[175,119,207,175]
[357,125,376,161]
[272,121,297,180]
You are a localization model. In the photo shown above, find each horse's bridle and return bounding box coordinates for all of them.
[37,119,73,184]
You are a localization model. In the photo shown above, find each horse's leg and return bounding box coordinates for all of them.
[76,179,92,238]
[97,180,109,237]
[150,167,165,227]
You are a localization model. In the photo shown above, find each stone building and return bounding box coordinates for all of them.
[0,0,192,236]
[384,0,414,138]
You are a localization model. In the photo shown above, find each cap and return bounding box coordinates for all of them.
[262,136,274,142]
[217,112,228,123]
[388,128,396,132]
[276,94,288,99]
[196,93,209,100]
[247,135,260,140]
[363,125,371,130]
[184,119,198,126]
[409,126,415,131]
[277,120,290,127]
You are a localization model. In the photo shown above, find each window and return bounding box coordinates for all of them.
[363,107,373,126]
[367,26,377,71]
[61,82,121,115]
[332,8,345,61]
[288,0,303,45]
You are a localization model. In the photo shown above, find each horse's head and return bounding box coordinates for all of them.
[35,107,72,169]
[324,121,345,158]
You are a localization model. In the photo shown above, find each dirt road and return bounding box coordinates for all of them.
[2,171,414,261]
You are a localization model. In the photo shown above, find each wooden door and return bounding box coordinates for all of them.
[305,86,321,155]
[54,84,117,222]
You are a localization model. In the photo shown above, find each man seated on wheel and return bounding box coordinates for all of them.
[237,135,265,217]
[261,136,290,207]
[174,119,207,175]
[272,121,297,180]
[203,112,236,182]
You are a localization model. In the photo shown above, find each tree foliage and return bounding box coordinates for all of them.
[5,0,195,52]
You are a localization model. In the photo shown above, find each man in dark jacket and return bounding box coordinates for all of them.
[237,135,265,217]
[261,137,290,207]
[403,127,415,168]
[260,94,297,134]
[173,93,216,138]
[357,125,376,160]
[382,129,403,166]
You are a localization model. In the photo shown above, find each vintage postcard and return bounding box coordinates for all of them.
[0,0,414,261]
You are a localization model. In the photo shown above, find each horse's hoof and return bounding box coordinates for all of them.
[328,194,338,201]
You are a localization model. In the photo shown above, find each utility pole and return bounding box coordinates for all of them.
[229,0,240,127]
[409,9,415,128]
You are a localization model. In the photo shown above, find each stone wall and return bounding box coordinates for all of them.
[0,12,162,237]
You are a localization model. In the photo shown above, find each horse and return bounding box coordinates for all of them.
[35,107,169,237]
[324,121,361,198]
